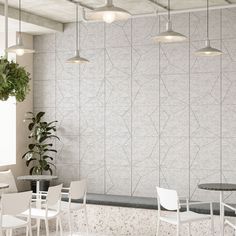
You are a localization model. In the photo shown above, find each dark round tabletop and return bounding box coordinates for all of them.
[198,183,236,191]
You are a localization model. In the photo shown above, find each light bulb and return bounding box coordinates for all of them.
[103,11,116,23]
[16,48,25,56]
[165,36,174,40]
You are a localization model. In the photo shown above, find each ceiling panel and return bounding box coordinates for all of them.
[0,0,235,23]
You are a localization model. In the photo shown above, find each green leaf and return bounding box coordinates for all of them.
[39,160,47,168]
[48,168,53,175]
[26,158,36,166]
[28,144,35,150]
[36,112,45,122]
[29,167,34,175]
[28,123,35,131]
[48,162,56,168]
[0,58,30,102]
[42,155,53,160]
[22,151,33,159]
[44,149,57,153]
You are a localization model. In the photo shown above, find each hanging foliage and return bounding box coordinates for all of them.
[0,57,30,102]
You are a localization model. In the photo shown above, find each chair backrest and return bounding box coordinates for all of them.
[156,187,179,211]
[0,170,17,193]
[69,179,87,200]
[47,184,63,207]
[1,191,32,216]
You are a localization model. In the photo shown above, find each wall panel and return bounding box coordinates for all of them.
[34,8,236,202]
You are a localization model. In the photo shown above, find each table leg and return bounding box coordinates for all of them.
[220,191,224,236]
[36,180,41,233]
[36,180,41,208]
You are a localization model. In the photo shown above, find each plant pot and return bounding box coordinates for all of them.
[30,180,50,193]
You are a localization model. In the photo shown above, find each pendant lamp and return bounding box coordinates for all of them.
[91,0,130,24]
[153,0,187,43]
[6,0,35,56]
[195,0,223,56]
[67,3,89,64]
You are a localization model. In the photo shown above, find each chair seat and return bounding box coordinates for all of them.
[160,211,211,224]
[1,215,28,229]
[225,219,236,230]
[22,208,59,220]
[61,201,85,211]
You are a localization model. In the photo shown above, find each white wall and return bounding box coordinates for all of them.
[33,7,236,202]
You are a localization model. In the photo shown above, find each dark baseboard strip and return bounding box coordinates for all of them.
[62,193,236,217]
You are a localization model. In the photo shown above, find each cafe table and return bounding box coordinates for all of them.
[0,183,9,190]
[17,175,57,193]
[0,183,9,189]
[17,175,57,206]
[198,183,236,236]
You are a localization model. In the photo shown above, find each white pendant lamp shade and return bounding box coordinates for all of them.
[91,0,130,23]
[6,34,35,56]
[195,39,223,56]
[153,20,187,43]
[67,50,89,64]
[153,0,187,43]
[66,3,89,64]
[6,0,34,56]
[195,0,223,56]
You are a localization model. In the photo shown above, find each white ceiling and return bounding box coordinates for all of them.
[1,0,236,23]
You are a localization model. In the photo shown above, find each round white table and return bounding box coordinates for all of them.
[17,175,58,194]
[0,183,9,190]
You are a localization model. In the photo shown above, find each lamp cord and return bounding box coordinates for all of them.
[207,0,209,39]
[5,0,8,57]
[168,0,170,21]
[19,0,21,34]
[76,3,79,51]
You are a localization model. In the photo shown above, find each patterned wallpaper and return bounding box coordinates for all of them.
[33,7,236,202]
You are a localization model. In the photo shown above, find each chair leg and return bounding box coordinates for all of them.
[211,217,214,236]
[26,226,29,236]
[36,219,40,236]
[28,223,32,236]
[156,218,160,236]
[45,220,49,236]
[188,223,191,236]
[177,224,180,236]
[84,207,89,234]
[68,211,72,236]
[56,217,59,236]
[9,230,12,236]
[59,216,63,236]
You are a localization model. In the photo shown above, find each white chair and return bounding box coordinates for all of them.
[0,170,17,194]
[22,184,63,236]
[0,191,32,236]
[156,187,214,236]
[62,180,88,235]
[222,202,236,235]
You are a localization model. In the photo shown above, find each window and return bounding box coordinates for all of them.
[0,32,17,166]
[0,97,16,166]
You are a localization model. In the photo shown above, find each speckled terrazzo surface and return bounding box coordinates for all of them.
[15,203,236,236]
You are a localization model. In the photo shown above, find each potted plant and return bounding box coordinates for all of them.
[0,57,30,102]
[22,111,59,192]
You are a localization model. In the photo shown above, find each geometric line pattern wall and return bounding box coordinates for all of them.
[34,7,236,202]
